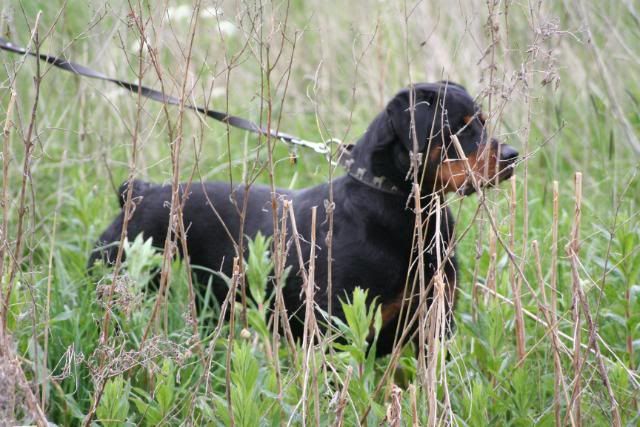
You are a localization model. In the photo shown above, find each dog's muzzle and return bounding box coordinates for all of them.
[456,142,519,196]
[497,144,519,181]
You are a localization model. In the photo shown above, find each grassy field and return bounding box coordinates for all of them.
[1,0,639,425]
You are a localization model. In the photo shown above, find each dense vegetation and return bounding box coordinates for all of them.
[1,0,639,425]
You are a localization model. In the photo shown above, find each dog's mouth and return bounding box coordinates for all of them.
[439,143,519,196]
[460,144,519,195]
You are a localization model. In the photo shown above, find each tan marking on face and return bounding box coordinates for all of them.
[437,143,501,193]
[463,115,473,126]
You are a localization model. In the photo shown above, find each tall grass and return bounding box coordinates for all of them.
[1,0,639,425]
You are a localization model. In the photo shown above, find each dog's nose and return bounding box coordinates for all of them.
[499,145,519,162]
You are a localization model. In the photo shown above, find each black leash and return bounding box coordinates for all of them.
[0,36,332,154]
[1,37,404,195]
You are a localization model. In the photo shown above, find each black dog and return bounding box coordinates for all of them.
[88,82,518,355]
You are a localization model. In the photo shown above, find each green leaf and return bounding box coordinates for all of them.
[123,235,162,288]
[96,376,131,426]
[155,360,176,414]
[246,232,273,307]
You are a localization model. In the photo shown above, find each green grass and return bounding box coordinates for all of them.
[1,0,639,425]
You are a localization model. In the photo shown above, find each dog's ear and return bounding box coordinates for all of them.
[118,179,152,208]
[386,87,436,154]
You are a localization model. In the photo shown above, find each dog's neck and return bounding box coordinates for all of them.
[339,111,411,196]
[338,146,403,195]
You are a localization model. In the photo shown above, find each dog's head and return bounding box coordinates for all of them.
[351,81,518,195]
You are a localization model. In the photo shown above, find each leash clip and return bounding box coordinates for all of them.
[282,137,344,159]
[283,137,331,155]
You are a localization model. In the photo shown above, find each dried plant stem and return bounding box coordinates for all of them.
[532,241,574,427]
[426,200,448,426]
[141,0,203,345]
[449,137,549,345]
[626,276,637,411]
[426,209,440,426]
[386,384,402,427]
[568,172,583,427]
[2,345,48,427]
[86,8,155,424]
[517,40,532,359]
[0,90,16,304]
[274,200,300,366]
[226,257,241,427]
[300,206,319,426]
[0,15,48,426]
[172,7,205,358]
[409,384,419,427]
[270,200,289,415]
[332,366,353,427]
[551,180,560,321]
[194,255,254,421]
[565,175,621,426]
[284,202,325,422]
[410,108,428,386]
[287,202,309,285]
[325,170,336,350]
[481,0,500,314]
[570,255,622,427]
[4,13,42,325]
[359,243,454,423]
[471,239,482,318]
[509,176,526,361]
[42,210,57,410]
[40,147,68,409]
[414,185,427,384]
[551,180,561,426]
[259,11,294,334]
[477,281,640,392]
[486,215,497,297]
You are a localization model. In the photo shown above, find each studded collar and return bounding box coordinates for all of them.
[337,144,404,196]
